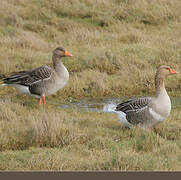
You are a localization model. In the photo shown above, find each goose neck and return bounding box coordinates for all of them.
[155,73,165,97]
[52,54,62,69]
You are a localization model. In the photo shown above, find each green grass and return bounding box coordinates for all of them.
[0,0,181,170]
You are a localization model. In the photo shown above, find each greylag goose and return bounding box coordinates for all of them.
[1,47,72,105]
[114,65,178,129]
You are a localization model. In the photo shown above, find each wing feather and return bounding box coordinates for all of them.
[115,97,151,113]
[115,97,152,125]
[3,65,53,86]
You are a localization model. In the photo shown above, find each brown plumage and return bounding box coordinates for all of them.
[2,47,72,105]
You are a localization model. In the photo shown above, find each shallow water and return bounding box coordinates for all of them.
[59,98,121,113]
[59,97,181,113]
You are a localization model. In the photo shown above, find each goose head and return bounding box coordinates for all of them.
[156,65,179,79]
[53,47,73,58]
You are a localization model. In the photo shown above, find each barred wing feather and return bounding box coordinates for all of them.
[115,97,152,125]
[3,65,53,86]
[115,97,152,113]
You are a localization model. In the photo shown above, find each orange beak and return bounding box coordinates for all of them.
[169,68,179,74]
[65,50,73,57]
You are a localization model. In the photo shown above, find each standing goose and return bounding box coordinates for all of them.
[114,65,178,129]
[1,47,72,105]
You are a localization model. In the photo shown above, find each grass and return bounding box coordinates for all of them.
[1,99,181,170]
[0,0,181,170]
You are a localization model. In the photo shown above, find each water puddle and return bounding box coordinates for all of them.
[59,97,181,113]
[59,98,120,113]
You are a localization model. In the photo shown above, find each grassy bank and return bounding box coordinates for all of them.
[0,0,181,170]
[0,100,181,170]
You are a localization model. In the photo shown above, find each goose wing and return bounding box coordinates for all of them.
[3,65,53,86]
[115,97,152,125]
[115,97,151,113]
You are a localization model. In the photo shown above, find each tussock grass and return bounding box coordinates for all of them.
[0,0,181,170]
[0,100,79,150]
[0,99,181,170]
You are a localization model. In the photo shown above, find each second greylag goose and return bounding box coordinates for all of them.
[1,47,72,105]
[114,65,178,129]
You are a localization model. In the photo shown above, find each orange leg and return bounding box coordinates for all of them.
[42,95,46,105]
[37,98,41,105]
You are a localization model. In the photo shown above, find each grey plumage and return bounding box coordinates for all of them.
[115,97,151,113]
[114,65,178,128]
[1,47,72,104]
[3,66,52,86]
[115,97,152,125]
